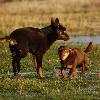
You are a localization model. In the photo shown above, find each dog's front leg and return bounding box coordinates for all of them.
[60,67,66,78]
[35,55,45,79]
[60,61,66,78]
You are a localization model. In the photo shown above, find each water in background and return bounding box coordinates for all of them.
[58,36,100,44]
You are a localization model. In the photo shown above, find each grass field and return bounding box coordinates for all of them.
[0,42,100,99]
[0,0,100,36]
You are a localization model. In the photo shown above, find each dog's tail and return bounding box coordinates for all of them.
[0,36,10,42]
[84,42,93,53]
[0,36,17,45]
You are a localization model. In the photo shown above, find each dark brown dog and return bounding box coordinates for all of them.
[58,42,93,79]
[0,18,69,78]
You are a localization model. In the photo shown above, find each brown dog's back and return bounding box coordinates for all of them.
[76,42,93,65]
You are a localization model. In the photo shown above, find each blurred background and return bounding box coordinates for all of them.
[0,0,100,36]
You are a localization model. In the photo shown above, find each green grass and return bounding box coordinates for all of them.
[0,42,100,100]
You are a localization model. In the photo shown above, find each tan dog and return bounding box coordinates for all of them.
[58,42,93,79]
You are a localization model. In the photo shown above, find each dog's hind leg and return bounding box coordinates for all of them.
[82,62,88,74]
[10,44,25,76]
[12,55,21,76]
[68,66,77,79]
[18,41,29,58]
[9,44,20,76]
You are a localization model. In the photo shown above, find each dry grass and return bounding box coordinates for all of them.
[0,0,100,35]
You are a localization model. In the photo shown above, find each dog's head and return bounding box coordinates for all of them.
[58,46,70,61]
[51,18,69,41]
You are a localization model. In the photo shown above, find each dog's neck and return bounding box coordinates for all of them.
[41,25,58,46]
[64,48,76,63]
[41,25,53,35]
[62,48,74,61]
[61,52,70,61]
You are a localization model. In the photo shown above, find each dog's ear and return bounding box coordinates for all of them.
[51,18,59,25]
[51,18,55,25]
[55,18,59,24]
